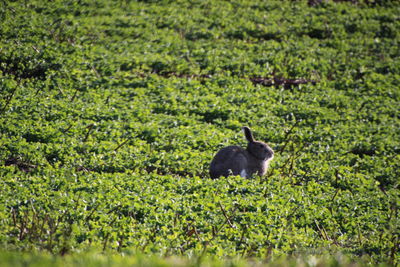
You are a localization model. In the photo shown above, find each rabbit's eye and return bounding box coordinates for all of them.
[259,144,263,148]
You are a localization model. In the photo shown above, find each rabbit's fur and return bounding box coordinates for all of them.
[209,127,274,179]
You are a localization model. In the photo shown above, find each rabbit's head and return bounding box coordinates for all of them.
[243,126,274,161]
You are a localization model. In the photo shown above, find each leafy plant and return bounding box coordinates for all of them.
[0,0,399,266]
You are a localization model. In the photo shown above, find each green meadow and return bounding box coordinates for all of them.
[0,0,399,265]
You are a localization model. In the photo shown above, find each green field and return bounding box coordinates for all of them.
[0,0,399,266]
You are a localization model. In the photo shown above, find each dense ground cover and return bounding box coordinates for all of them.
[0,0,399,265]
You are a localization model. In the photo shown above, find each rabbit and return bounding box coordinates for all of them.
[209,126,274,179]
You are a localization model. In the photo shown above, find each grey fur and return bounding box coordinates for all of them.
[209,126,274,179]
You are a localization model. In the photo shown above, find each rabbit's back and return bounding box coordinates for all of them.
[209,146,248,179]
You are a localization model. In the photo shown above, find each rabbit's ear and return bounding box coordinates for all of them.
[243,126,255,143]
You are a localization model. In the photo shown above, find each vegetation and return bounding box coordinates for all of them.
[0,0,399,265]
